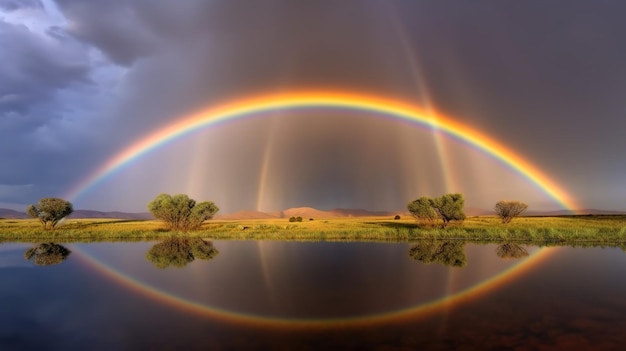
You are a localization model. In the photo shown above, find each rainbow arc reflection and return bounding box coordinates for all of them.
[63,91,574,329]
[73,245,559,330]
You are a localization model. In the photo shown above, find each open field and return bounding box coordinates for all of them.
[1,215,626,245]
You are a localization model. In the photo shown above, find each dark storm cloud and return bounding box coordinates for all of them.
[0,0,42,12]
[53,0,155,66]
[2,0,625,210]
[394,1,626,150]
[0,16,94,199]
[0,20,90,118]
[50,0,427,138]
[89,0,438,134]
[387,1,626,208]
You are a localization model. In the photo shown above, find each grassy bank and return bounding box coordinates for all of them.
[1,215,626,244]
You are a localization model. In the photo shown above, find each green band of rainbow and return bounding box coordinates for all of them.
[73,245,559,330]
[65,91,578,211]
[63,92,574,328]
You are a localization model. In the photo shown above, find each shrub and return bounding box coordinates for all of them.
[495,201,528,224]
[146,237,218,269]
[24,243,71,265]
[26,198,73,230]
[408,193,466,228]
[147,193,218,231]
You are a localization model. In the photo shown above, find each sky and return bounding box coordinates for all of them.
[1,0,625,213]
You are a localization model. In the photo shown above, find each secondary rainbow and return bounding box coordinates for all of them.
[65,91,578,211]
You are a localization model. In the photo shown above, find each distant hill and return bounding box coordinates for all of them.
[0,208,153,220]
[525,209,626,216]
[463,207,495,217]
[0,209,28,219]
[68,210,154,220]
[328,208,393,217]
[217,207,400,220]
[2,207,625,220]
[277,207,399,219]
[215,210,280,220]
[279,207,339,219]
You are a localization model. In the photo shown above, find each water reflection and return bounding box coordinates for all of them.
[408,240,466,267]
[24,242,72,266]
[4,241,626,349]
[145,237,219,268]
[496,243,530,259]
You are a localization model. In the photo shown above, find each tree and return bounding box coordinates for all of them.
[24,243,72,266]
[146,237,219,269]
[495,200,528,224]
[147,193,218,231]
[496,243,529,259]
[407,197,437,223]
[408,193,466,228]
[431,193,466,227]
[408,240,467,267]
[26,198,73,230]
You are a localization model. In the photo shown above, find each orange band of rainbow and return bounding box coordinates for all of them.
[65,91,578,211]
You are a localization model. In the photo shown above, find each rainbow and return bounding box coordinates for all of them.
[60,93,575,328]
[72,245,561,330]
[65,91,578,211]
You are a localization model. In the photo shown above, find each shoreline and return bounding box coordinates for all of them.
[1,215,625,245]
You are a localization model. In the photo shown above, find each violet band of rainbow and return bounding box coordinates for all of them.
[72,245,559,330]
[62,92,574,328]
[64,91,579,212]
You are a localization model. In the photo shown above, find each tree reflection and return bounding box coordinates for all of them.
[496,243,529,259]
[408,240,466,267]
[146,237,219,269]
[24,243,72,266]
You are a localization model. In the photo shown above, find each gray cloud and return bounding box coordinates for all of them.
[0,16,96,201]
[0,20,90,117]
[2,0,625,211]
[53,0,155,66]
[0,0,42,12]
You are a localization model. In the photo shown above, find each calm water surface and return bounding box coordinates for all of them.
[1,240,625,350]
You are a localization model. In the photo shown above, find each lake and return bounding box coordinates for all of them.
[1,240,625,350]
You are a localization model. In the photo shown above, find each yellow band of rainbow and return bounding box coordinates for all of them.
[62,92,574,328]
[73,245,560,330]
[65,91,578,212]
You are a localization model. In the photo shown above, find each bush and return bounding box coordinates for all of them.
[409,240,466,267]
[147,193,218,231]
[26,198,73,230]
[24,243,71,265]
[408,193,466,228]
[495,201,528,224]
[146,237,218,269]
